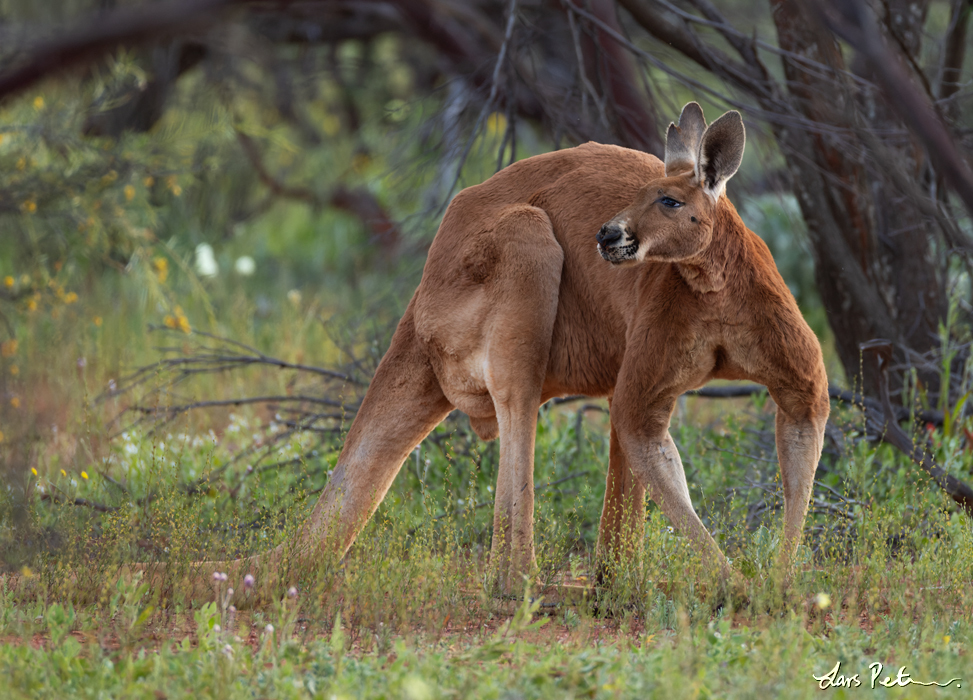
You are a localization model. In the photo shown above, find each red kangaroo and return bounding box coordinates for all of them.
[284,101,829,590]
[121,102,829,597]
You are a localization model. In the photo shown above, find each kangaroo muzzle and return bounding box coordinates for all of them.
[596,222,637,264]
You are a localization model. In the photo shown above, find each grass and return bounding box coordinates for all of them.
[0,592,968,699]
[0,501,971,698]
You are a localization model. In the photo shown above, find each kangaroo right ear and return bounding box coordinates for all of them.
[664,102,707,176]
[695,110,745,201]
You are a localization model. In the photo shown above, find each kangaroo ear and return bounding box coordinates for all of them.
[664,102,707,176]
[695,110,745,200]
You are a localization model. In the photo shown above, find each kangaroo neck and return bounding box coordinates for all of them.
[675,242,730,294]
[674,198,743,294]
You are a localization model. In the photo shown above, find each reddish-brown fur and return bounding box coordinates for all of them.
[119,103,829,598]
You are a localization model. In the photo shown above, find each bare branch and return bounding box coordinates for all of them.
[614,0,770,98]
[0,0,236,103]
[820,0,973,219]
[682,0,764,69]
[235,129,320,206]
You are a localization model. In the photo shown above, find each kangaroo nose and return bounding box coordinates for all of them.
[597,224,622,246]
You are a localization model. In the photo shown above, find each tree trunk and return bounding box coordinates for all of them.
[768,0,945,394]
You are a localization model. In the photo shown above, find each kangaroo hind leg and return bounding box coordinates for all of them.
[480,205,563,592]
[299,304,453,561]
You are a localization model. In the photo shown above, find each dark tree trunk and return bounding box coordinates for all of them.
[768,0,946,394]
[619,0,960,398]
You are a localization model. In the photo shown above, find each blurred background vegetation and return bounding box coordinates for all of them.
[0,0,971,582]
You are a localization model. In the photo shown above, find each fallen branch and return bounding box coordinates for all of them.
[862,340,973,517]
[552,382,945,426]
[104,327,364,437]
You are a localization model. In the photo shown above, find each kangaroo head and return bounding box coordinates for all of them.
[596,102,745,266]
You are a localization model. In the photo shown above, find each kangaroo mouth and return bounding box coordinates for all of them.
[597,241,639,265]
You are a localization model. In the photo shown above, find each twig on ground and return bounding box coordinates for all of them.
[40,493,117,513]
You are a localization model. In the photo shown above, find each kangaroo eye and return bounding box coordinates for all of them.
[659,196,683,208]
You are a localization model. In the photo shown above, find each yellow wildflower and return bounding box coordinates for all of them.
[64,291,78,304]
[21,200,37,214]
[10,365,19,376]
[0,339,17,357]
[20,566,32,578]
[26,299,37,312]
[31,467,37,476]
[10,397,20,409]
[152,257,169,284]
[81,471,88,480]
[3,276,12,287]
[124,184,135,201]
[144,175,154,187]
[60,469,66,477]
[19,274,29,285]
[164,306,191,333]
[94,316,103,327]
[171,184,182,196]
[33,96,44,110]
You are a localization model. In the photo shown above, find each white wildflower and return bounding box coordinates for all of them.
[195,243,219,277]
[234,256,256,276]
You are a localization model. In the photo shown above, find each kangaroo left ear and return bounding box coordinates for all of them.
[695,111,745,201]
[664,102,707,176]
